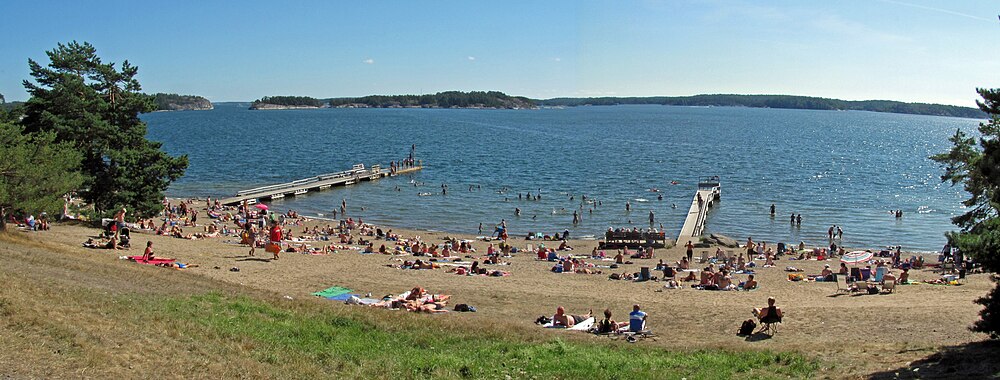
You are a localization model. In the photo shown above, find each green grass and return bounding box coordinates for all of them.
[131,292,817,379]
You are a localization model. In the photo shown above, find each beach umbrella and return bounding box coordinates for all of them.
[255,203,269,210]
[841,251,873,265]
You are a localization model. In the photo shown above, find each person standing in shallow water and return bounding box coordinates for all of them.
[649,210,654,225]
[626,201,631,212]
[770,203,775,216]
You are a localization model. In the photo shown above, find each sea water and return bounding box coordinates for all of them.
[144,104,979,252]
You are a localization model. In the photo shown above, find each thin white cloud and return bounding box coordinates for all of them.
[553,57,562,62]
[363,58,375,64]
[467,56,476,61]
[877,0,993,23]
[813,14,911,43]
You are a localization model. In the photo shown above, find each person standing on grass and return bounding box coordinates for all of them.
[113,207,127,240]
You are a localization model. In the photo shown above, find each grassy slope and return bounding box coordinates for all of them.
[0,232,817,379]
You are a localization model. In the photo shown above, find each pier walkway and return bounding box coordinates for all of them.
[677,176,721,242]
[218,164,422,206]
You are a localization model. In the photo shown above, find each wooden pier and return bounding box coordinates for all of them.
[677,176,721,242]
[218,163,422,206]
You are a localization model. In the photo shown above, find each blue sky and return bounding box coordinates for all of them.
[1,0,997,106]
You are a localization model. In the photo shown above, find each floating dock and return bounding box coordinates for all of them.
[677,176,721,242]
[218,163,422,206]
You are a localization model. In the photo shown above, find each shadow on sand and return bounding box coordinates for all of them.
[867,340,1000,379]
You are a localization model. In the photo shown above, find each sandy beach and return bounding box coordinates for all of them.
[18,197,991,377]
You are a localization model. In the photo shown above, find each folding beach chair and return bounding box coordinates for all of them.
[881,278,896,294]
[834,274,850,294]
[873,267,887,282]
[757,313,782,335]
[699,251,710,263]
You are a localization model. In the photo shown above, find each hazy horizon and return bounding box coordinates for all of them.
[2,0,998,107]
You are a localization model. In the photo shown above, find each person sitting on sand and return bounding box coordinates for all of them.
[819,264,834,281]
[899,268,910,284]
[724,270,739,290]
[553,306,592,328]
[839,262,849,275]
[764,255,775,267]
[741,274,758,290]
[558,240,572,251]
[678,257,690,270]
[595,309,628,334]
[614,251,625,264]
[378,244,388,254]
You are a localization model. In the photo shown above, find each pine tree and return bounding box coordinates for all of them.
[21,41,187,218]
[932,88,1000,338]
[0,122,84,231]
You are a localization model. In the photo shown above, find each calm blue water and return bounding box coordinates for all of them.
[144,104,978,252]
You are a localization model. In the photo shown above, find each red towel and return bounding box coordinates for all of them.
[128,256,176,265]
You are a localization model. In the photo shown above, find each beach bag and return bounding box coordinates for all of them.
[265,242,281,254]
[738,319,756,336]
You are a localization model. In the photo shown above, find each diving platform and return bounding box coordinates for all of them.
[218,163,422,206]
[677,176,721,242]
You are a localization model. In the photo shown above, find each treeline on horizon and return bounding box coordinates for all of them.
[536,94,985,118]
[251,96,325,107]
[328,91,535,109]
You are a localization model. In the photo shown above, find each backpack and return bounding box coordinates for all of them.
[738,319,757,336]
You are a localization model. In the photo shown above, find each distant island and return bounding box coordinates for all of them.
[152,93,213,111]
[250,96,325,110]
[535,94,984,119]
[329,91,535,109]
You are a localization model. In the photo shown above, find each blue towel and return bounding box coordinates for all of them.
[326,293,359,301]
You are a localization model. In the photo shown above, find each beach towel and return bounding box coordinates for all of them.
[326,293,359,301]
[312,286,353,298]
[543,317,596,330]
[127,256,175,265]
[568,317,596,331]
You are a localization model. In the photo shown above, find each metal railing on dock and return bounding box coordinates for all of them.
[218,163,422,206]
[677,176,721,241]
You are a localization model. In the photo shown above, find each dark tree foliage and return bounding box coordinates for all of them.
[251,96,323,108]
[21,41,188,219]
[0,121,84,231]
[0,93,5,104]
[536,94,984,118]
[329,91,535,109]
[932,88,1000,338]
